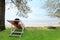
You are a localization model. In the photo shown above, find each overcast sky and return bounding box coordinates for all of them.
[5,0,60,27]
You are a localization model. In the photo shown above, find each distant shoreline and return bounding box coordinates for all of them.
[5,23,60,28]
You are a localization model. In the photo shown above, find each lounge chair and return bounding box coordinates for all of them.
[7,18,24,37]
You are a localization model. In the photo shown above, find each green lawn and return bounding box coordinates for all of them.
[0,27,60,40]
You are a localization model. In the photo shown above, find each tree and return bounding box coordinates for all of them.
[0,0,5,31]
[9,0,31,18]
[0,0,31,31]
[44,0,60,18]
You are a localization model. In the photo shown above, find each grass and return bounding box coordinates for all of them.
[0,27,60,40]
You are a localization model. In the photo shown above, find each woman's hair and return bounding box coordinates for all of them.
[14,18,20,23]
[15,18,20,20]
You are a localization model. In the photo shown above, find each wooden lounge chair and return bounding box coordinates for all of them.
[7,18,24,37]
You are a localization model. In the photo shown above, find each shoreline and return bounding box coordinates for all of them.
[5,24,60,28]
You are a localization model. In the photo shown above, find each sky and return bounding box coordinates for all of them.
[5,0,60,27]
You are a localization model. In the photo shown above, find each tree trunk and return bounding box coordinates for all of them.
[0,0,5,31]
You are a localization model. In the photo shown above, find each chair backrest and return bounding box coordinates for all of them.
[7,20,22,29]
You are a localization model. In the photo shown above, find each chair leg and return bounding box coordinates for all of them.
[9,28,24,37]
